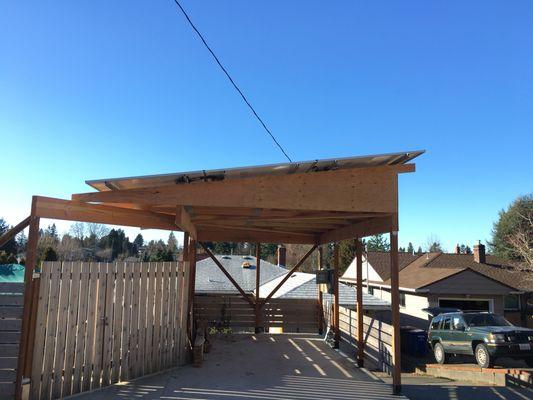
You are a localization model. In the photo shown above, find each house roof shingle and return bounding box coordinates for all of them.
[195,255,287,293]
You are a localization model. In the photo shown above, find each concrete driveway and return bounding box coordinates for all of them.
[73,333,406,400]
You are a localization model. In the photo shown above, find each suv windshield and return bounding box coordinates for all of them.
[463,313,512,327]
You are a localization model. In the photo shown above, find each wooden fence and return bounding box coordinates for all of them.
[323,300,393,372]
[194,294,318,333]
[30,261,189,400]
[0,282,24,400]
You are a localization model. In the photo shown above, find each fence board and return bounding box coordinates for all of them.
[168,262,177,367]
[145,262,155,374]
[137,262,148,378]
[111,262,125,385]
[128,263,140,379]
[72,262,90,395]
[152,263,162,372]
[120,263,132,382]
[101,262,115,387]
[39,262,61,400]
[161,263,170,369]
[82,262,98,392]
[91,263,107,389]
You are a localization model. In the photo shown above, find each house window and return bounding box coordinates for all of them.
[399,293,406,308]
[504,294,520,311]
[368,286,374,295]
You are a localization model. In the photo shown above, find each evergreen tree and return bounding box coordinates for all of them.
[407,242,414,254]
[133,234,144,250]
[167,232,178,257]
[366,234,390,252]
[42,246,58,261]
[490,194,532,266]
[0,218,18,256]
[416,246,423,254]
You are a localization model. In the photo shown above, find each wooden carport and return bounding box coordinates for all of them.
[1,150,423,398]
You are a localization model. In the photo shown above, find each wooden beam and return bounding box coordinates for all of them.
[259,245,318,308]
[355,237,364,367]
[318,216,392,244]
[0,216,30,248]
[255,243,262,334]
[333,243,340,349]
[197,227,318,245]
[15,208,39,400]
[390,230,402,395]
[33,196,177,230]
[177,206,197,239]
[71,165,407,213]
[200,244,255,307]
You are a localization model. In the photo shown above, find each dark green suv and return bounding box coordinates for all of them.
[428,311,533,368]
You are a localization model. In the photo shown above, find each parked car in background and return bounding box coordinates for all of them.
[428,311,533,368]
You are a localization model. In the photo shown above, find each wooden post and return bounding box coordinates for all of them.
[187,237,197,346]
[254,243,261,334]
[333,243,340,349]
[317,246,324,335]
[16,209,40,400]
[355,237,364,367]
[390,230,401,395]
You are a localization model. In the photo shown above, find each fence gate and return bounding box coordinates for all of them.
[30,261,189,400]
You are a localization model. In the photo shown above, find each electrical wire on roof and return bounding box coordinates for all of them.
[171,0,293,163]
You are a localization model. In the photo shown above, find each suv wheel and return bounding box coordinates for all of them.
[475,343,494,368]
[433,342,447,364]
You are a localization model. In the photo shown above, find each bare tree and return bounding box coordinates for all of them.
[70,222,86,241]
[425,234,443,253]
[505,209,533,270]
[87,223,109,239]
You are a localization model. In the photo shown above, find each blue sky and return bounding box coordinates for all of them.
[1,1,532,250]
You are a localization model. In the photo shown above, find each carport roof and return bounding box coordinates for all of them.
[85,150,424,191]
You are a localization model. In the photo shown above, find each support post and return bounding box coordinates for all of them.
[390,230,401,395]
[317,246,324,335]
[254,243,262,334]
[15,210,40,400]
[187,236,197,346]
[333,242,340,349]
[355,237,364,367]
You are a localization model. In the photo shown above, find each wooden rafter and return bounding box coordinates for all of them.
[259,245,318,308]
[197,227,318,245]
[33,196,177,230]
[318,216,393,244]
[200,244,255,307]
[0,216,31,248]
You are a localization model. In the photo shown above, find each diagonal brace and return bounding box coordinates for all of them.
[200,243,255,308]
[259,244,318,308]
[0,216,31,248]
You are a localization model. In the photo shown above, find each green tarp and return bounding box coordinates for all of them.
[0,264,25,282]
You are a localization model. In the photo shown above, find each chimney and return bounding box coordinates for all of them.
[454,244,461,254]
[277,245,286,267]
[473,240,486,264]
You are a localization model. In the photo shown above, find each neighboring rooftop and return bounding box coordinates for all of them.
[256,272,390,310]
[195,255,287,293]
[342,250,532,292]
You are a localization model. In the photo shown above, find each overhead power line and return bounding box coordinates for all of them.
[171,0,293,163]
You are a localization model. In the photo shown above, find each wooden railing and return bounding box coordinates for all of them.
[0,282,24,399]
[194,294,318,333]
[30,261,189,400]
[323,300,393,372]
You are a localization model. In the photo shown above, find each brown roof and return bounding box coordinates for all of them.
[365,252,420,281]
[372,252,533,292]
